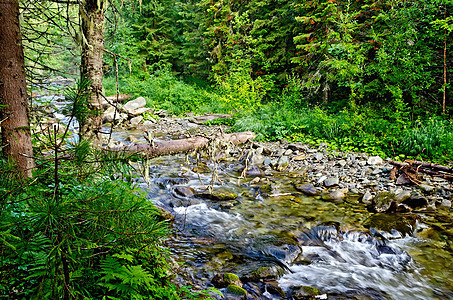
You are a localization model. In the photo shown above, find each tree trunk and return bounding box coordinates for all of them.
[107,131,256,157]
[79,0,107,144]
[0,0,35,178]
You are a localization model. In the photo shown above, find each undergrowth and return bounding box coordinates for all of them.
[105,70,453,164]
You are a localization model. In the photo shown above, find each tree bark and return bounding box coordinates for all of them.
[0,0,35,178]
[79,0,107,144]
[107,131,256,157]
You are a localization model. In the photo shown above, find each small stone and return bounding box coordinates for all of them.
[263,158,272,166]
[396,174,411,185]
[130,116,143,127]
[195,189,238,201]
[362,190,374,205]
[276,156,289,172]
[367,156,383,165]
[439,199,452,209]
[312,153,324,161]
[324,176,339,187]
[317,175,327,185]
[419,184,436,194]
[292,154,306,161]
[337,160,347,167]
[284,149,293,156]
[369,192,397,213]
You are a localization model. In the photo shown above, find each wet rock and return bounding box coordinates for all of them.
[276,156,289,172]
[329,189,348,201]
[367,156,383,165]
[212,273,242,288]
[291,286,321,300]
[246,165,264,177]
[368,192,397,213]
[295,183,318,196]
[125,135,140,143]
[402,192,428,209]
[155,206,175,222]
[395,190,411,202]
[324,176,339,187]
[174,186,195,198]
[156,176,189,187]
[258,183,273,194]
[439,199,452,209]
[364,213,420,236]
[196,189,238,201]
[361,190,374,205]
[192,162,211,173]
[244,265,286,282]
[264,280,286,298]
[226,285,247,297]
[242,282,263,300]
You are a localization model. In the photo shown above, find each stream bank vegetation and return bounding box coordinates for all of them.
[103,0,453,164]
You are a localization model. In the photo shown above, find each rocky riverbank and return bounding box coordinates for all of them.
[103,96,452,215]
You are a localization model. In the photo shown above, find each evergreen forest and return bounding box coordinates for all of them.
[1,0,453,299]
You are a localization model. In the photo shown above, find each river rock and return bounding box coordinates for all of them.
[439,199,452,209]
[295,183,318,196]
[329,189,348,202]
[291,286,321,300]
[264,280,286,298]
[292,154,306,161]
[174,186,195,198]
[402,192,428,209]
[312,153,324,161]
[129,115,143,127]
[324,176,339,187]
[123,96,146,113]
[287,143,308,152]
[192,162,211,173]
[367,156,383,165]
[156,176,190,187]
[212,273,242,288]
[419,184,436,194]
[364,213,419,236]
[244,265,286,282]
[362,190,374,205]
[196,189,238,201]
[396,174,411,185]
[276,156,289,171]
[368,192,397,213]
[246,165,264,177]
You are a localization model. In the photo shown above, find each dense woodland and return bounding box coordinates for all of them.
[0,0,452,298]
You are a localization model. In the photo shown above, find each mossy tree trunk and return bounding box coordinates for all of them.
[0,0,35,178]
[79,0,107,144]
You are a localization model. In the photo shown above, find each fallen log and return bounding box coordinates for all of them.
[105,131,255,157]
[389,160,453,182]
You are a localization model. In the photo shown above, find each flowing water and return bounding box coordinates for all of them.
[44,96,453,299]
[136,154,453,299]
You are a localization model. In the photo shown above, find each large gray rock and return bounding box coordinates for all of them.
[367,156,383,165]
[123,97,151,116]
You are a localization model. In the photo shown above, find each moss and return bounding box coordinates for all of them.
[223,272,239,283]
[259,183,272,193]
[302,286,319,296]
[226,285,247,296]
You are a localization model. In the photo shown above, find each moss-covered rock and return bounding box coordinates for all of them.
[196,189,238,201]
[226,284,247,296]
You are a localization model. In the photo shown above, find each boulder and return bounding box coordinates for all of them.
[245,165,264,177]
[402,192,428,209]
[123,97,152,116]
[276,156,289,172]
[174,186,195,198]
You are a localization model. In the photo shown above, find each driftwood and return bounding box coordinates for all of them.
[389,160,453,183]
[106,131,255,157]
